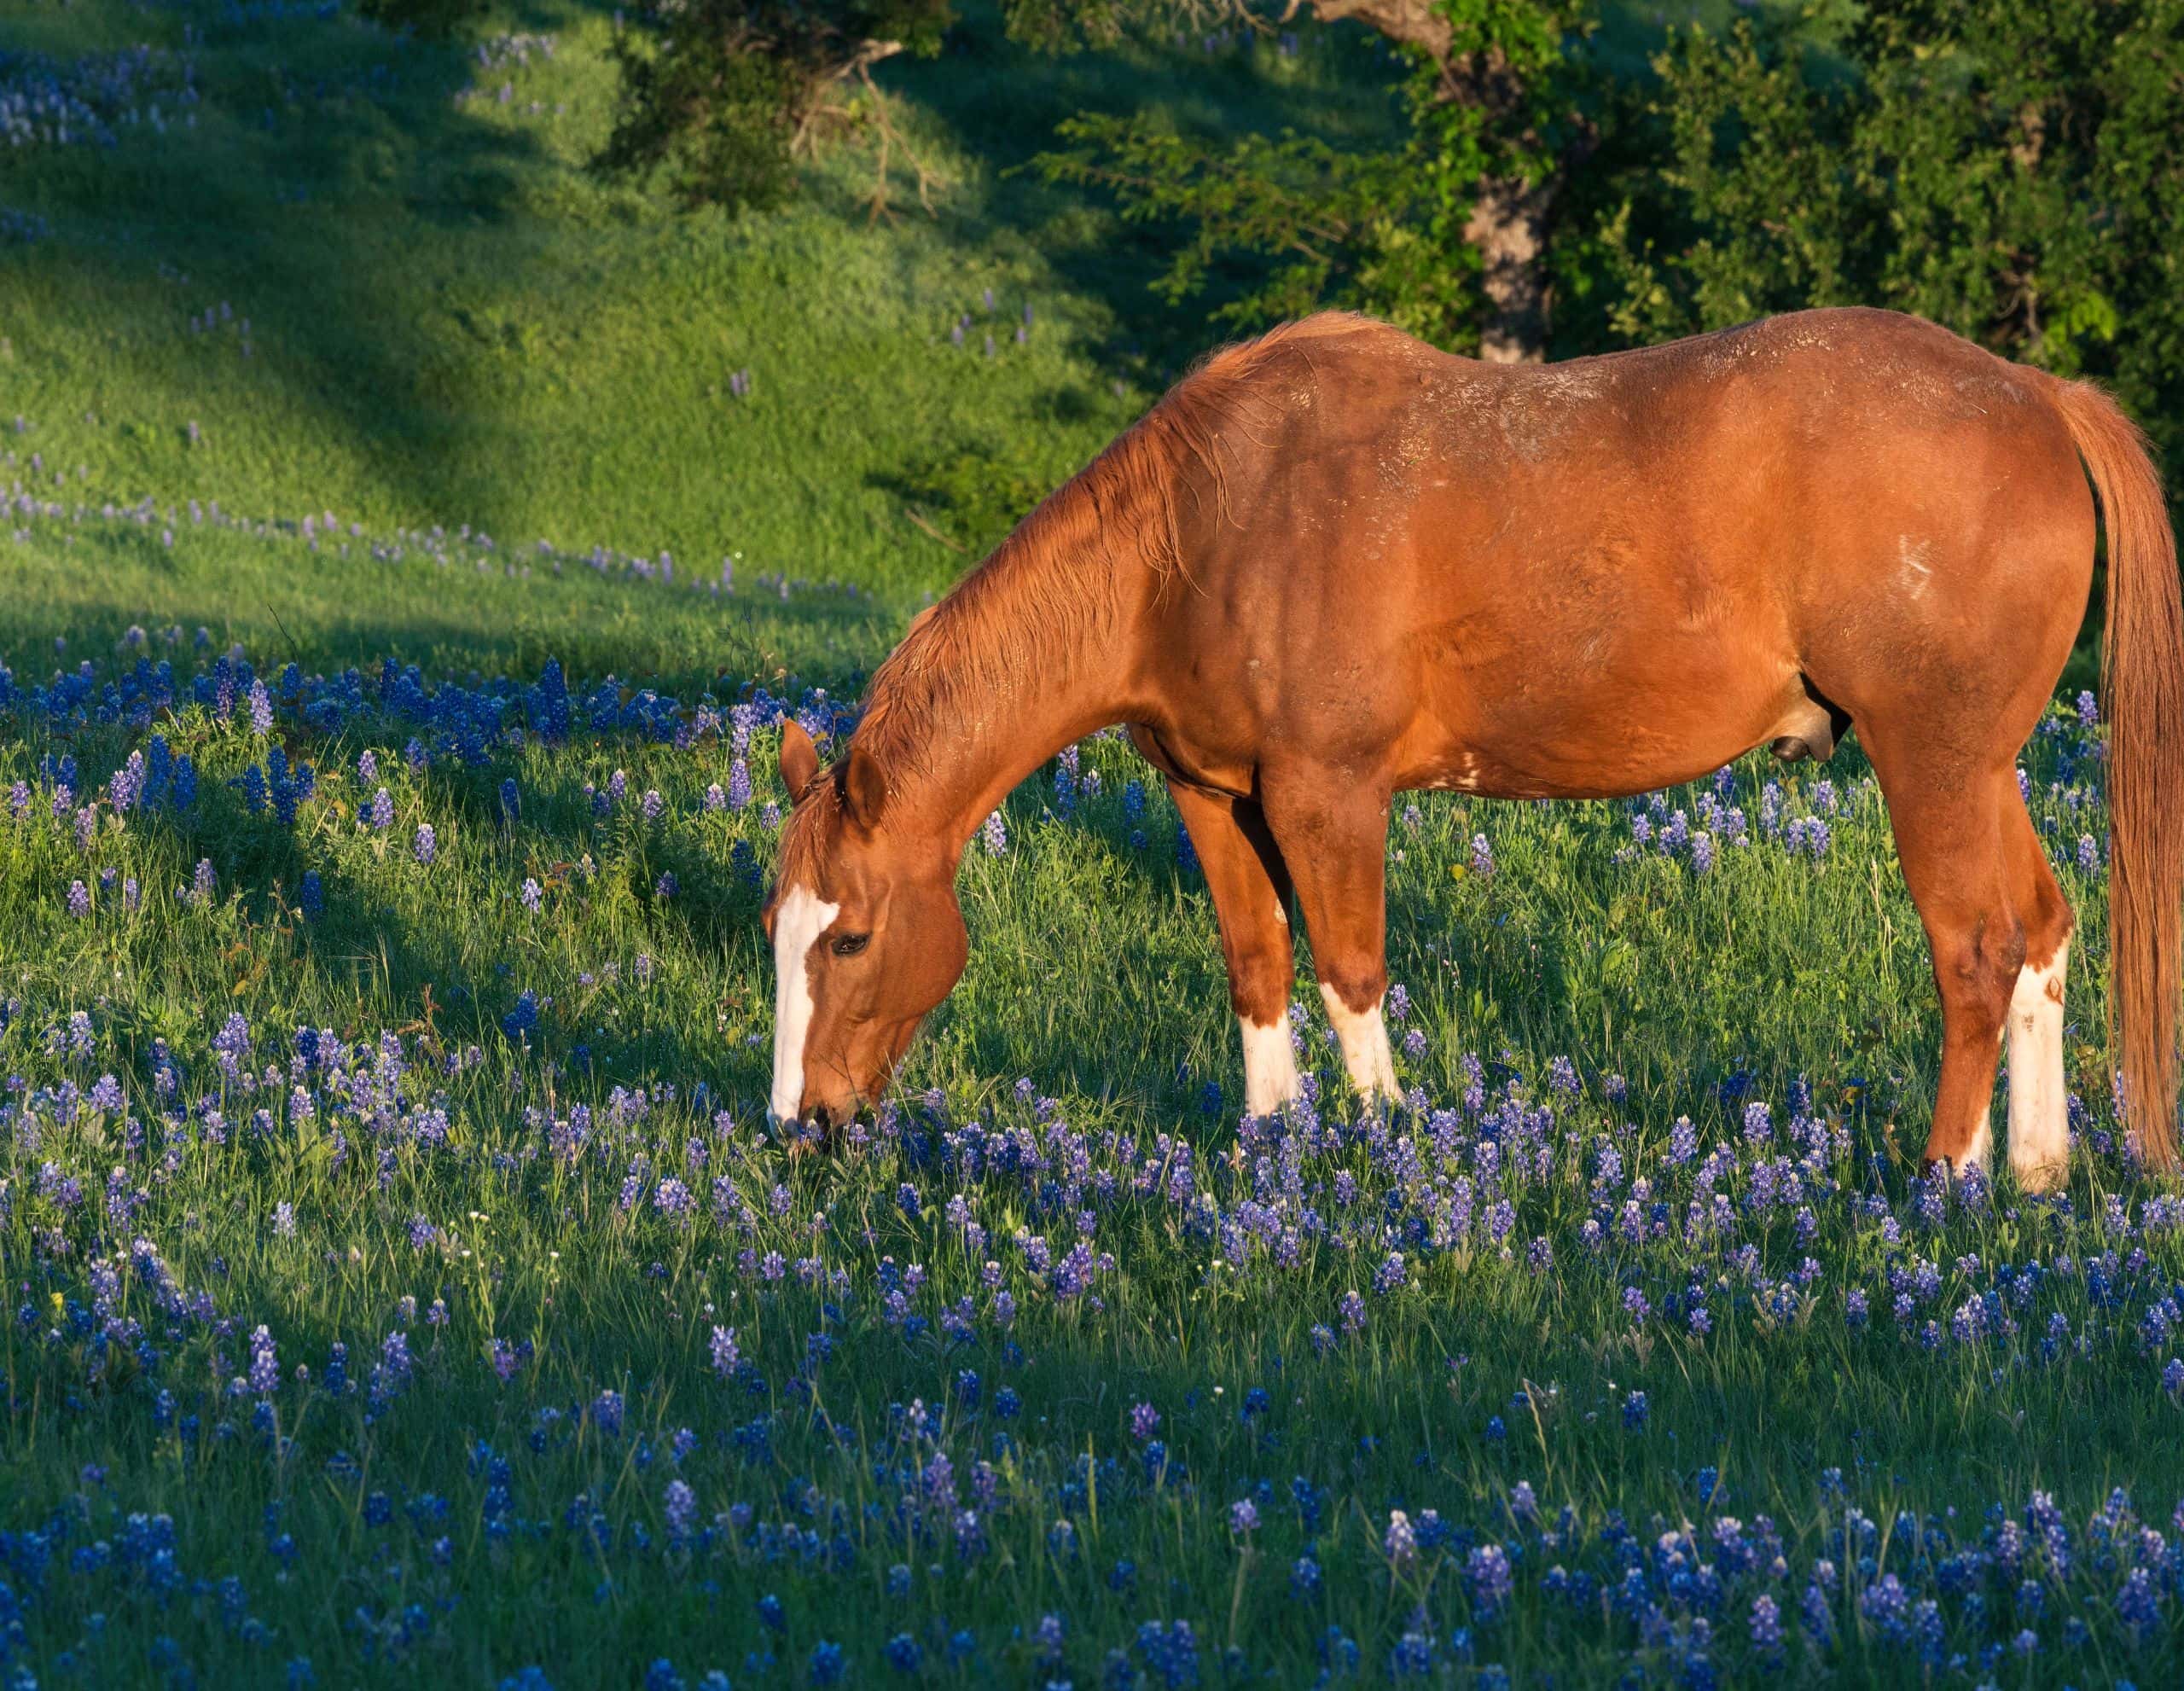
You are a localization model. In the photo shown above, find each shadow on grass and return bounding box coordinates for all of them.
[5,2,564,535]
[872,3,1404,381]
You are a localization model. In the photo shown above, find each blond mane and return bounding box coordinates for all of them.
[847,313,1374,785]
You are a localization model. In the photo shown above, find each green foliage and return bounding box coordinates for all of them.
[1581,1,2184,406]
[998,0,1135,51]
[356,0,485,37]
[1035,0,1588,349]
[1566,0,2184,463]
[592,0,954,213]
[890,437,1072,552]
[1036,116,1403,330]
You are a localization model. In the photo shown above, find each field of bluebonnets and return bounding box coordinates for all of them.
[9,1,2184,1688]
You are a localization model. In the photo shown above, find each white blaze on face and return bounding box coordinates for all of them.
[770,883,841,1121]
[1238,1014,1302,1117]
[1319,983,1398,1101]
[2007,936,2071,1192]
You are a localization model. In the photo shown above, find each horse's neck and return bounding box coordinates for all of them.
[872,543,1145,857]
[886,632,1133,857]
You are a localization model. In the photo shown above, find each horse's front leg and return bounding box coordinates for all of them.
[1259,777,1399,1106]
[1165,780,1301,1117]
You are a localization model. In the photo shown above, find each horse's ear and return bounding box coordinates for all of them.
[841,743,888,830]
[779,720,820,799]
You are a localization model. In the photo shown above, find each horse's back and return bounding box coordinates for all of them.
[1147,308,2096,799]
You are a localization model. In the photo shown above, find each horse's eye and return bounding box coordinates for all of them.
[831,933,870,957]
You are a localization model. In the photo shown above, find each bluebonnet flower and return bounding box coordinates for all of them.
[981,811,1008,855]
[414,823,436,863]
[1470,833,1495,876]
[663,1479,695,1542]
[244,1325,280,1395]
[1385,1510,1418,1569]
[502,991,539,1041]
[1467,1543,1513,1617]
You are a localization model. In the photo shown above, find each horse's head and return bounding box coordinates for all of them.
[763,720,967,1128]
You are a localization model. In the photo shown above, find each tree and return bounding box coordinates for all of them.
[1571,0,2184,465]
[594,0,2184,429]
[595,0,1584,358]
[593,0,956,218]
[1035,1,1581,359]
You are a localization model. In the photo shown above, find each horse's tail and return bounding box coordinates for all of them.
[2049,375,2184,1170]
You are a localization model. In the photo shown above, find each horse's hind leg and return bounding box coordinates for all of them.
[2000,786,2075,1191]
[1871,757,2025,1175]
[1165,781,1301,1116]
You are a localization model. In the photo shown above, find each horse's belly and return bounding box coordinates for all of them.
[1398,622,1800,801]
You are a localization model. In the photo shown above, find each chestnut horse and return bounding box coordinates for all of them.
[765,308,2184,1185]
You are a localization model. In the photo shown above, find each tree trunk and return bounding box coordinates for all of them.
[1463,176,1553,363]
[1295,0,1553,360]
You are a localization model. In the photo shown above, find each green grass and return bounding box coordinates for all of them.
[0,499,2171,1689]
[2,3,2179,1687]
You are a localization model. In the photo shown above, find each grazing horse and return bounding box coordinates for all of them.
[765,308,2184,1185]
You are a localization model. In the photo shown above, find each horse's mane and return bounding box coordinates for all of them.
[847,312,1377,785]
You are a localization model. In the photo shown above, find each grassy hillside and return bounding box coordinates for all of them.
[1,0,1405,600]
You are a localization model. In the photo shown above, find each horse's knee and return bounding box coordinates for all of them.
[2022,887,2073,971]
[1316,955,1387,1017]
[1225,940,1293,1025]
[1932,915,2025,1026]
